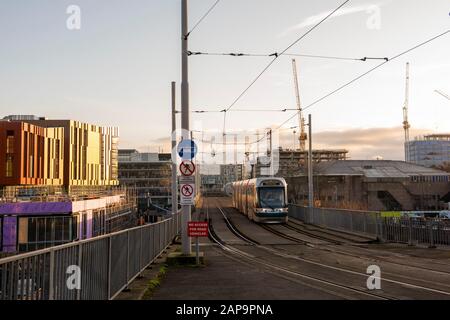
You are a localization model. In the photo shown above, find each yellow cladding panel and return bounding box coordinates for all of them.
[68,121,118,186]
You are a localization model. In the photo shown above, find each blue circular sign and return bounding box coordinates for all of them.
[177,139,198,160]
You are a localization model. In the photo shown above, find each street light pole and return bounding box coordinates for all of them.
[171,82,178,216]
[308,114,314,208]
[181,0,191,255]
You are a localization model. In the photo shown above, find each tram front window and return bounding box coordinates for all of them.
[258,188,285,209]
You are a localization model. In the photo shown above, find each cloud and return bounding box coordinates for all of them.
[124,126,435,163]
[278,2,386,38]
[279,126,432,160]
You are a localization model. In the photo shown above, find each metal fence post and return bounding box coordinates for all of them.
[49,250,55,300]
[139,228,143,272]
[429,221,436,249]
[77,243,83,300]
[378,216,385,243]
[107,237,112,300]
[363,214,367,234]
[126,231,130,284]
[349,212,353,232]
[408,218,413,246]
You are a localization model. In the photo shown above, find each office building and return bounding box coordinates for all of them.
[118,150,173,215]
[407,134,450,168]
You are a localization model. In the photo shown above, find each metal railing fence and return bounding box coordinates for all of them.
[0,213,181,300]
[382,217,450,247]
[289,205,450,246]
[288,205,380,238]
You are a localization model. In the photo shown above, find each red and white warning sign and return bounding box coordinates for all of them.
[188,222,209,237]
[179,160,196,177]
[180,183,195,205]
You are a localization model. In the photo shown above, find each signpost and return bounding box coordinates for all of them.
[179,160,195,177]
[177,139,198,160]
[180,183,195,205]
[177,137,197,255]
[188,222,209,265]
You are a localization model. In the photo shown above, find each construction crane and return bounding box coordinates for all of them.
[435,90,450,101]
[402,62,411,162]
[292,59,307,151]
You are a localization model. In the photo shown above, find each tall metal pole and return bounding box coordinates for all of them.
[308,114,314,208]
[181,0,191,255]
[171,82,178,216]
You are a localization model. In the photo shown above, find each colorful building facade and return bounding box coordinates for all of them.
[0,121,64,187]
[25,120,119,187]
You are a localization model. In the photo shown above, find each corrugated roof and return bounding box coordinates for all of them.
[314,160,449,178]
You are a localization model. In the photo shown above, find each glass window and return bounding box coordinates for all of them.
[5,155,13,177]
[6,130,14,153]
[18,216,77,252]
[258,187,286,208]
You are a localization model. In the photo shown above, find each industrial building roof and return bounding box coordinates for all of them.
[313,160,449,178]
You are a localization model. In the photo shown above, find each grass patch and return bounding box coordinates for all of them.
[141,265,168,300]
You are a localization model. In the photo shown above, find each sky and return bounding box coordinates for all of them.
[0,0,449,162]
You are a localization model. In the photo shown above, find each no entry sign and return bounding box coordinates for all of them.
[188,222,209,237]
[179,160,195,176]
[180,183,195,205]
[181,184,194,196]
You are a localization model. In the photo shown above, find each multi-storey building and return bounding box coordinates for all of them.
[220,164,243,185]
[0,121,64,186]
[24,119,119,188]
[0,116,135,255]
[255,148,349,178]
[407,134,450,168]
[118,150,173,215]
[0,188,135,253]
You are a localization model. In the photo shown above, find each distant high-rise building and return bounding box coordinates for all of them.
[220,164,243,184]
[407,134,450,168]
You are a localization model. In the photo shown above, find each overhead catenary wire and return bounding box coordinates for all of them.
[275,29,450,130]
[220,0,351,137]
[194,30,450,145]
[223,0,351,115]
[185,0,222,39]
[191,108,298,113]
[188,50,388,62]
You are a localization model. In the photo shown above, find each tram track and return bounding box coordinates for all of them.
[207,208,391,300]
[216,197,450,277]
[284,219,450,277]
[213,200,450,299]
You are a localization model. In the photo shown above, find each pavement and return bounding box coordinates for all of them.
[151,243,341,300]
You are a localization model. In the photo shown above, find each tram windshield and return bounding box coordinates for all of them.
[258,187,285,209]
